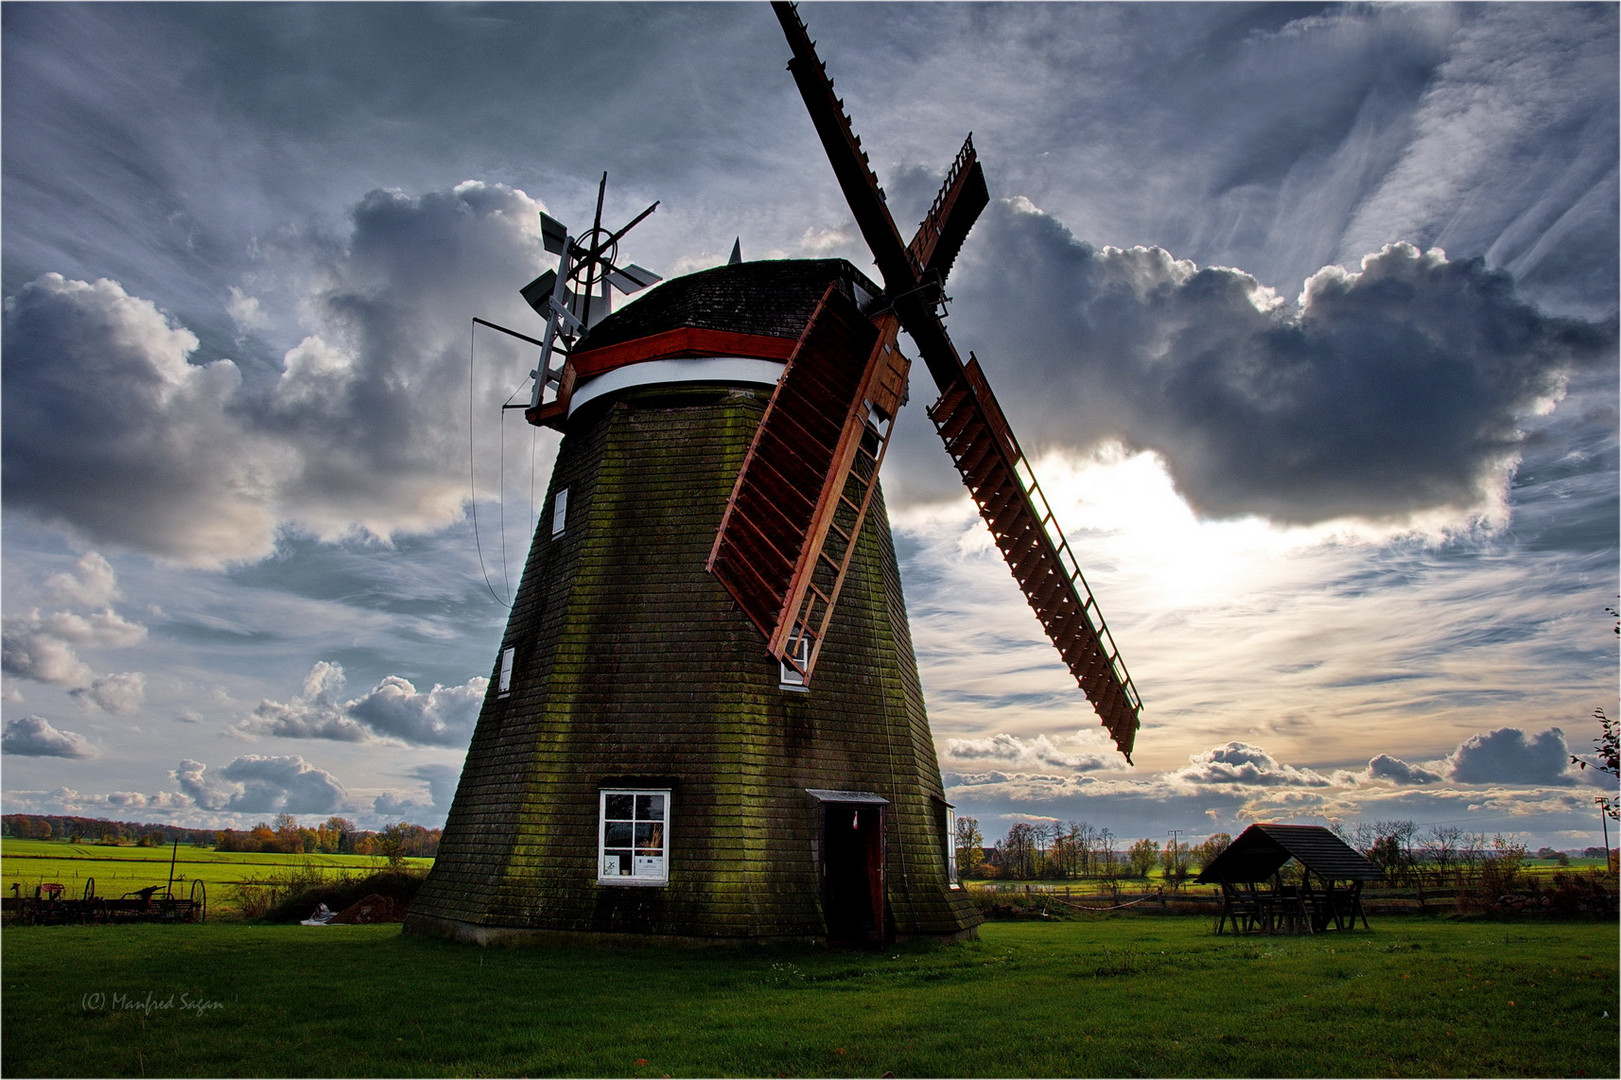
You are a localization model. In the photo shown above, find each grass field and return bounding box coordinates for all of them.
[3,839,431,916]
[1,915,1614,1077]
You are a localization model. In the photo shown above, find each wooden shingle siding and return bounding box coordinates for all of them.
[409,264,978,944]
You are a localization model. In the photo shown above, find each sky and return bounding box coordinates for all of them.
[3,2,1616,852]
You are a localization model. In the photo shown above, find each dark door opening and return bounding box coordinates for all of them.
[821,802,886,945]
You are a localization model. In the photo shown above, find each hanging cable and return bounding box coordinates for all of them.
[468,320,510,608]
[498,391,511,602]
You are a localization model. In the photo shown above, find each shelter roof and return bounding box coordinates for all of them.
[577,259,880,354]
[1195,824,1383,884]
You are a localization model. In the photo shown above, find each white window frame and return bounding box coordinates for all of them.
[551,487,569,537]
[945,806,961,888]
[497,645,515,698]
[778,634,810,691]
[597,788,670,886]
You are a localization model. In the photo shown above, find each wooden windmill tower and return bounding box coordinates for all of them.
[406,2,1141,946]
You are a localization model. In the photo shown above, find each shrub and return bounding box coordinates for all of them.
[229,862,336,920]
[259,867,427,923]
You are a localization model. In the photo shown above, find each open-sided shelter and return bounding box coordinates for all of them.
[1196,824,1383,934]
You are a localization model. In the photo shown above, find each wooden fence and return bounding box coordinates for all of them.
[971,883,1468,915]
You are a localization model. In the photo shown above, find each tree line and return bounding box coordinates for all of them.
[955,816,1610,889]
[2,813,440,860]
[954,817,1227,887]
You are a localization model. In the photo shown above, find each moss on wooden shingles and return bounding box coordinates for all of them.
[416,383,978,940]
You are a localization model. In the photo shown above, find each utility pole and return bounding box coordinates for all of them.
[1599,797,1613,873]
[1166,829,1185,889]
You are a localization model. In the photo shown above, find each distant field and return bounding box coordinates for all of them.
[2,839,431,915]
[1,915,1615,1077]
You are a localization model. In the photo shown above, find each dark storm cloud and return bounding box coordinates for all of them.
[2,715,96,759]
[1,274,277,564]
[942,202,1614,524]
[2,183,554,565]
[1445,726,1574,786]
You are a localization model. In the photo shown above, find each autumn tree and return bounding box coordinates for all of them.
[1570,707,1618,822]
[1126,837,1159,879]
[321,816,359,854]
[273,812,304,854]
[1195,833,1231,874]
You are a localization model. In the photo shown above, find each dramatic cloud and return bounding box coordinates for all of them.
[173,759,231,812]
[346,676,486,748]
[1366,753,1443,785]
[43,552,119,609]
[174,755,346,814]
[245,661,368,743]
[1,274,282,564]
[2,715,96,758]
[1,623,92,687]
[70,672,146,716]
[373,763,461,823]
[944,731,1113,771]
[1445,726,1574,786]
[2,182,553,567]
[243,661,484,748]
[1,552,147,709]
[2,609,147,687]
[946,206,1615,525]
[1169,742,1333,788]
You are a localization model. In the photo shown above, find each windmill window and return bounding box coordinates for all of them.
[945,807,960,888]
[778,635,811,690]
[497,646,516,698]
[598,789,670,886]
[551,488,569,536]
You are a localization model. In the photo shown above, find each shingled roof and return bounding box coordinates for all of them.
[1196,824,1384,884]
[576,258,880,353]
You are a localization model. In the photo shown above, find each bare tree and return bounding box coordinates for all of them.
[1420,824,1464,887]
[1000,822,1039,880]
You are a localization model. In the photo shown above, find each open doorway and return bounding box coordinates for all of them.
[820,800,886,944]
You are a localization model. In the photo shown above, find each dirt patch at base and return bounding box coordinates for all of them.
[328,893,408,924]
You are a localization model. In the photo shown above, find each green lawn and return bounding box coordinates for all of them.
[3,838,431,916]
[1,916,1614,1077]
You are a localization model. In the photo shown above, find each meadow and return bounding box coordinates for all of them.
[2,915,1615,1078]
[3,838,430,916]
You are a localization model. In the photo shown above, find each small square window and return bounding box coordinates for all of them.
[498,646,515,697]
[598,788,669,886]
[779,635,810,690]
[551,487,569,537]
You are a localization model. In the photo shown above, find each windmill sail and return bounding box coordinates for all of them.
[709,286,910,681]
[930,359,1142,759]
[770,0,1142,758]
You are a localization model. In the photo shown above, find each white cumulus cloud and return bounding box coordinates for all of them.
[2,715,97,758]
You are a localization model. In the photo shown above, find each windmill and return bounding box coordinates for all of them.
[407,3,1140,946]
[482,173,662,425]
